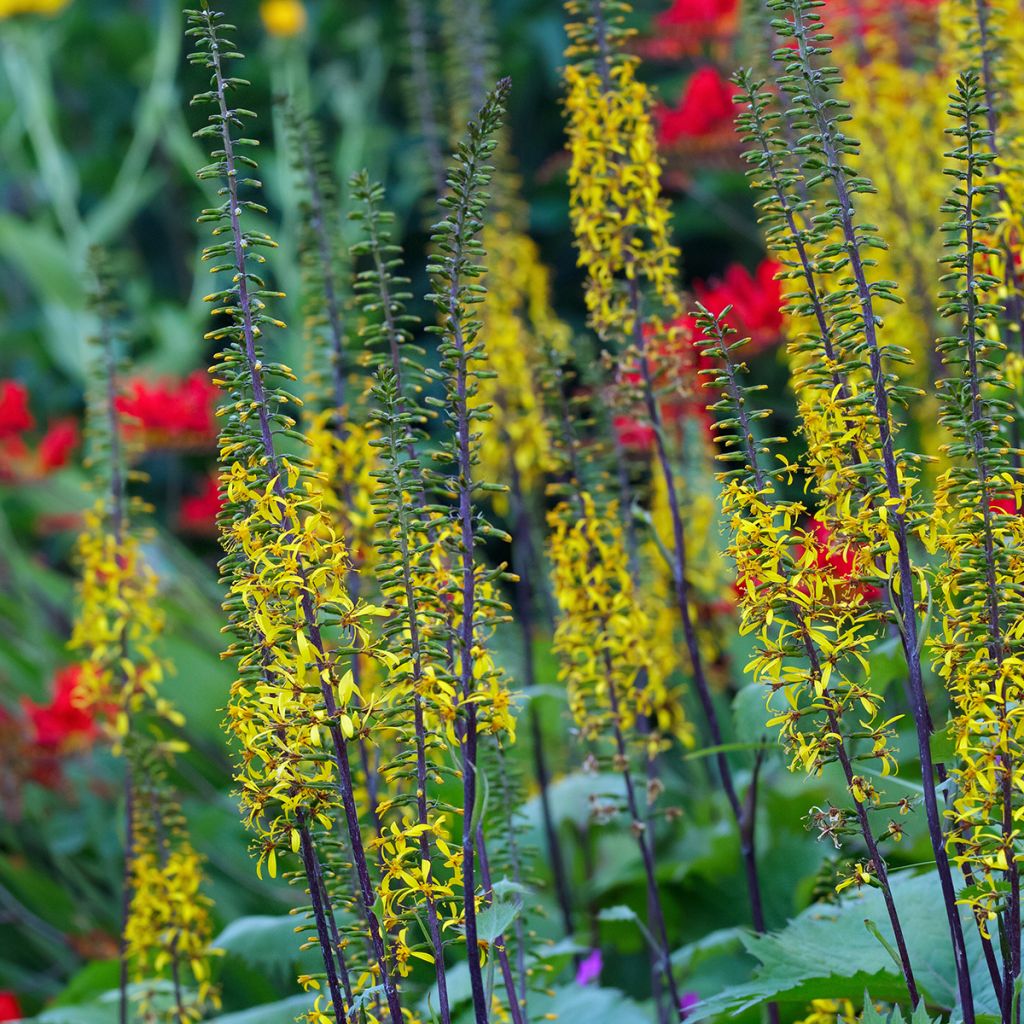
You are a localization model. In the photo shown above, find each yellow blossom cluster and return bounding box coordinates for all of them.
[259,0,306,37]
[473,216,570,499]
[929,476,1024,925]
[722,476,897,782]
[839,36,950,396]
[70,504,174,741]
[125,834,217,1019]
[793,998,858,1024]
[0,0,67,17]
[548,492,686,755]
[563,57,681,338]
[220,454,384,874]
[306,412,381,572]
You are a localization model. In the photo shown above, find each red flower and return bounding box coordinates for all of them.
[117,370,218,450]
[614,316,715,451]
[613,415,656,451]
[805,518,881,603]
[37,418,79,471]
[695,259,784,352]
[822,0,940,42]
[641,0,737,59]
[0,990,22,1022]
[0,381,34,439]
[0,380,79,482]
[179,473,223,534]
[22,665,98,753]
[656,66,737,146]
[656,0,736,28]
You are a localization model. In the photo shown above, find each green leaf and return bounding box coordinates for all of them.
[212,914,315,974]
[596,905,638,923]
[690,870,997,1019]
[732,684,771,745]
[530,985,649,1024]
[671,927,748,970]
[50,961,120,1008]
[205,995,314,1024]
[519,772,625,832]
[475,896,523,944]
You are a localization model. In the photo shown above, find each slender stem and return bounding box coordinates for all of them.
[507,460,574,938]
[476,825,527,1024]
[297,817,349,1021]
[956,115,1018,1016]
[403,0,447,199]
[382,407,453,1023]
[118,775,134,1024]
[203,17,403,1021]
[788,8,975,1015]
[298,126,347,410]
[602,651,682,1021]
[630,284,770,944]
[718,333,920,1005]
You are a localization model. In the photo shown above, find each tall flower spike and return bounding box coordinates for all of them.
[563,0,680,338]
[401,0,447,199]
[931,70,1024,1011]
[72,253,217,1024]
[547,489,686,1023]
[367,366,458,1019]
[562,1,774,989]
[185,8,402,1023]
[422,77,519,1024]
[287,106,350,414]
[764,2,975,1014]
[290,114,387,837]
[697,305,921,1006]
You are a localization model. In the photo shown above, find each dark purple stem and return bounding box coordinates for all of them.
[203,15,403,1022]
[788,7,975,1015]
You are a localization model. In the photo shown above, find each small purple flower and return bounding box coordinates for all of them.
[679,992,700,1020]
[575,948,603,986]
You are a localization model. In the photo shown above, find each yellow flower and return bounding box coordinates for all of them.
[0,0,68,17]
[259,0,306,37]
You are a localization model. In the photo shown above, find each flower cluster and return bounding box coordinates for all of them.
[549,492,686,754]
[116,370,218,451]
[472,214,570,500]
[67,255,217,1020]
[563,5,681,337]
[0,379,78,481]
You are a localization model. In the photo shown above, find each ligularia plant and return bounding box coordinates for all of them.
[22,0,1024,1022]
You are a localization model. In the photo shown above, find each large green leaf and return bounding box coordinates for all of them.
[205,995,313,1024]
[527,984,650,1024]
[213,915,317,976]
[690,870,999,1019]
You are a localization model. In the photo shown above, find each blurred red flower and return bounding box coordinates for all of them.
[655,0,736,29]
[37,418,80,471]
[179,473,223,534]
[656,66,737,145]
[694,259,784,351]
[0,990,22,1022]
[614,316,715,451]
[0,381,33,438]
[641,0,737,58]
[117,370,218,449]
[22,665,98,753]
[0,378,79,482]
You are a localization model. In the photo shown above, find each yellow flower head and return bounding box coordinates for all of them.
[259,0,306,37]
[0,0,68,17]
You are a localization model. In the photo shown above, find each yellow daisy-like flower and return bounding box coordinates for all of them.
[259,0,306,37]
